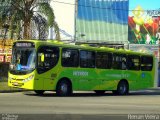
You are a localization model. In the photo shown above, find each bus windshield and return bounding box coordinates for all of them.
[10,48,36,74]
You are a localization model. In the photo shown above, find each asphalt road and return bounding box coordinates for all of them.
[0,89,160,120]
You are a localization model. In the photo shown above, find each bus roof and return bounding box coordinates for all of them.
[13,40,154,57]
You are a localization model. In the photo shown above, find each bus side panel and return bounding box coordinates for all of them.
[125,70,141,90]
[99,69,120,90]
[139,71,154,89]
[58,68,100,91]
[56,68,80,90]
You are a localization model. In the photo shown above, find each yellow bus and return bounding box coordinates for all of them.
[8,40,155,96]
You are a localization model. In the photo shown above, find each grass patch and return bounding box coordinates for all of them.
[0,63,21,91]
[0,81,11,90]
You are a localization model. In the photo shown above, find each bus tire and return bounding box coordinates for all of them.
[94,90,105,95]
[56,79,72,96]
[34,90,45,95]
[116,81,129,95]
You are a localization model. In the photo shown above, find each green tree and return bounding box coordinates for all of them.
[0,0,60,40]
[0,1,9,41]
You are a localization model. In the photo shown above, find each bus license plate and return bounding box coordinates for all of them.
[13,82,18,86]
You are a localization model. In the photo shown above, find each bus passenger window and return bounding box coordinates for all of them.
[141,56,153,71]
[37,46,59,74]
[80,50,95,68]
[127,55,140,70]
[62,49,79,67]
[122,57,127,70]
[96,52,112,69]
[127,60,134,70]
[112,54,121,69]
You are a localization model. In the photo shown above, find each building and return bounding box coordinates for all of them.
[75,0,129,46]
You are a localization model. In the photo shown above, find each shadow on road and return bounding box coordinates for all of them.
[23,89,160,97]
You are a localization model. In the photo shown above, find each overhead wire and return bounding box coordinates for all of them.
[51,0,160,12]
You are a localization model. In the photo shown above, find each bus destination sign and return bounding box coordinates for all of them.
[14,42,35,48]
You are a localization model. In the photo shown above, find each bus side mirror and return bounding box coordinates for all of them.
[41,54,45,62]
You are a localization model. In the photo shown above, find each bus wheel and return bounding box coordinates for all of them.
[34,90,45,95]
[56,80,72,96]
[94,90,105,95]
[117,81,129,95]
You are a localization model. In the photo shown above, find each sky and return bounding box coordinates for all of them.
[50,0,75,40]
[129,0,160,20]
[129,0,160,10]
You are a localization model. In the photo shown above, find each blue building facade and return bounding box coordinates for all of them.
[75,0,129,44]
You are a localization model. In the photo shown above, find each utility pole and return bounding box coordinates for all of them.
[74,0,78,42]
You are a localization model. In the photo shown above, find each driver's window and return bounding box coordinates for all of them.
[37,46,59,74]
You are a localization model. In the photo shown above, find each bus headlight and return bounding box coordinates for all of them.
[8,77,13,81]
[23,75,34,83]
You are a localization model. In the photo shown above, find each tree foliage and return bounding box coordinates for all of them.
[0,0,60,40]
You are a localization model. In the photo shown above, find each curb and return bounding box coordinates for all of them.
[147,87,160,91]
[0,88,159,93]
[0,90,25,93]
